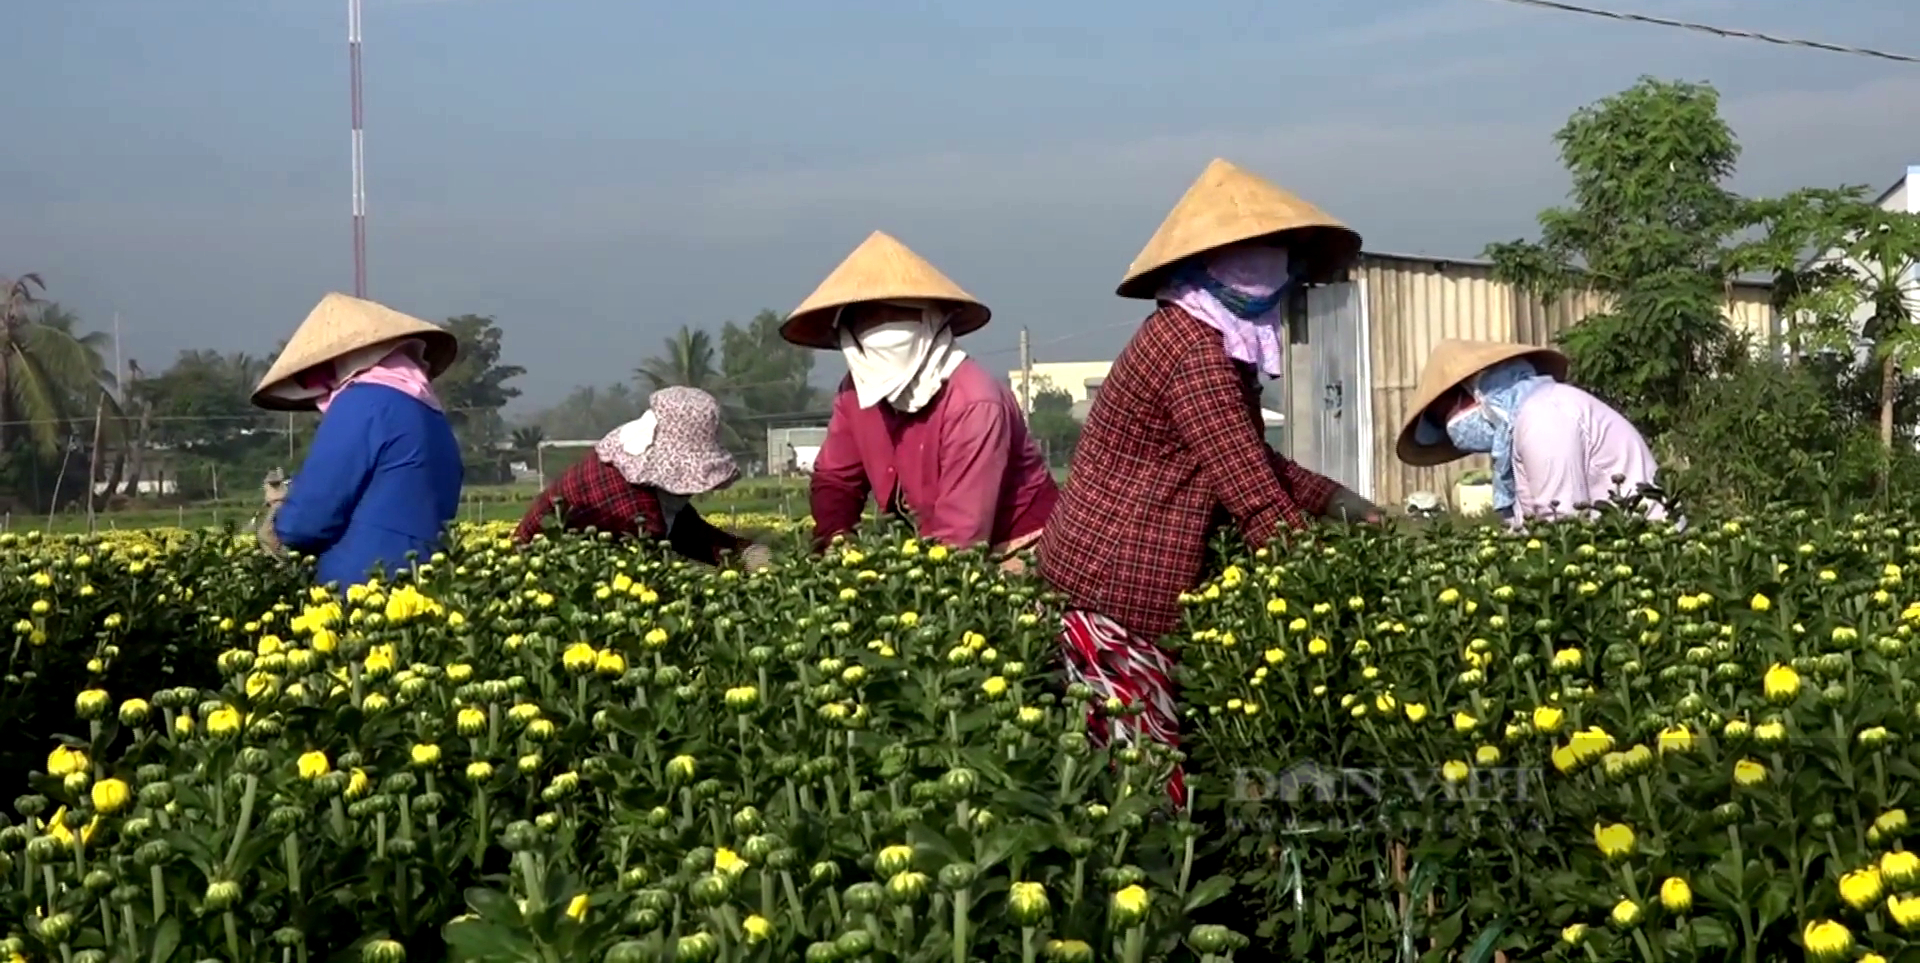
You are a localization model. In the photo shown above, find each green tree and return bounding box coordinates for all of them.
[0,276,118,457]
[636,326,723,394]
[1485,78,1750,436]
[1742,188,1920,490]
[718,309,820,466]
[433,314,526,482]
[132,350,281,499]
[527,383,645,441]
[1025,381,1079,467]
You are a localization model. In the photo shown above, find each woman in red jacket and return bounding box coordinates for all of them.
[1039,159,1381,806]
[784,231,1056,571]
[515,387,770,569]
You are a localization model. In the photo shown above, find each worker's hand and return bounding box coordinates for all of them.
[999,554,1029,577]
[258,504,287,558]
[739,542,774,572]
[262,468,289,506]
[1323,487,1383,524]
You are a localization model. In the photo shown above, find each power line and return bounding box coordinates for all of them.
[1481,0,1920,64]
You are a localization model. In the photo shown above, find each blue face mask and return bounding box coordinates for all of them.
[1445,405,1497,454]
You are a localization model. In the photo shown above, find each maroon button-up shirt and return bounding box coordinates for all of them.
[809,358,1057,552]
[1039,305,1340,639]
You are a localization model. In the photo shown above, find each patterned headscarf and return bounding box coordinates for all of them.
[1156,246,1294,378]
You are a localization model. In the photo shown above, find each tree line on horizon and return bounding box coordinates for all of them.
[8,77,1920,514]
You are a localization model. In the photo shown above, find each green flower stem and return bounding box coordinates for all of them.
[475,789,491,866]
[222,774,259,871]
[681,786,696,828]
[1070,859,1085,908]
[224,910,243,962]
[951,886,972,963]
[98,893,113,944]
[284,834,303,898]
[119,905,137,953]
[759,870,774,921]
[781,871,808,935]
[1727,826,1758,963]
[149,865,166,919]
[424,772,444,852]
[1021,926,1038,963]
[329,797,349,838]
[350,660,364,709]
[1057,758,1078,805]
[892,906,915,950]
[1121,925,1145,963]
[1177,827,1196,896]
[516,851,546,914]
[377,811,388,859]
[823,775,844,819]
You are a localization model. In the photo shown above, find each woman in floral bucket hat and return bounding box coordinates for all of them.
[254,293,464,589]
[514,387,771,570]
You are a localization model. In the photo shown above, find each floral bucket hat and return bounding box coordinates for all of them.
[594,387,740,495]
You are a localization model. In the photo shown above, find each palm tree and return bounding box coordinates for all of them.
[0,276,117,458]
[636,327,723,393]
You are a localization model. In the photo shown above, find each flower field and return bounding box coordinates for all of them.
[4,507,1920,962]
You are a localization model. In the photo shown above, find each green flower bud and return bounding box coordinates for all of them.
[810,860,840,885]
[606,941,652,963]
[1187,925,1233,955]
[885,871,929,904]
[938,862,978,891]
[675,932,719,963]
[844,881,884,914]
[834,930,874,957]
[38,913,76,943]
[1009,881,1051,926]
[940,768,978,798]
[733,806,763,834]
[803,942,839,963]
[1043,939,1094,963]
[362,939,407,963]
[204,879,243,912]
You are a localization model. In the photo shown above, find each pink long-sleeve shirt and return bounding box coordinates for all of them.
[809,358,1058,551]
[1512,382,1666,522]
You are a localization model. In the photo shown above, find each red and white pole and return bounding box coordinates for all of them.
[349,0,367,298]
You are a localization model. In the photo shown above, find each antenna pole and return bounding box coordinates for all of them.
[349,0,367,297]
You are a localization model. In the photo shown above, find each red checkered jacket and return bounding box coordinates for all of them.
[513,456,750,564]
[1039,305,1340,639]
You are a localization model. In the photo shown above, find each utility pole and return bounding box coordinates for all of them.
[349,0,367,298]
[1018,328,1032,415]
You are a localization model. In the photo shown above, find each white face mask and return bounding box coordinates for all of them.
[838,303,967,412]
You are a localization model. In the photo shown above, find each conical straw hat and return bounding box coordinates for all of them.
[1395,339,1570,467]
[1117,158,1363,299]
[781,231,990,350]
[252,293,460,411]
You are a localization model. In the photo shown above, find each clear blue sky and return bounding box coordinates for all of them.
[5,0,1917,408]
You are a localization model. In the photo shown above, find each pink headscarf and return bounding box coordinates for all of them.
[298,338,444,415]
[1156,246,1292,378]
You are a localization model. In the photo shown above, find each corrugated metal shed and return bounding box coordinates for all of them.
[1354,252,1775,508]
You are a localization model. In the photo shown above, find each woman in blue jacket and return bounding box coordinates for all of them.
[252,293,465,588]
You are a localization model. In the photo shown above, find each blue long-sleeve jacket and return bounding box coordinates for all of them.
[274,383,464,588]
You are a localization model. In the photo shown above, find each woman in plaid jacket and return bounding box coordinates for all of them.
[1038,159,1381,807]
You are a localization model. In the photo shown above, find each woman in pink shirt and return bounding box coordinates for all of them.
[782,231,1057,567]
[1397,340,1669,523]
